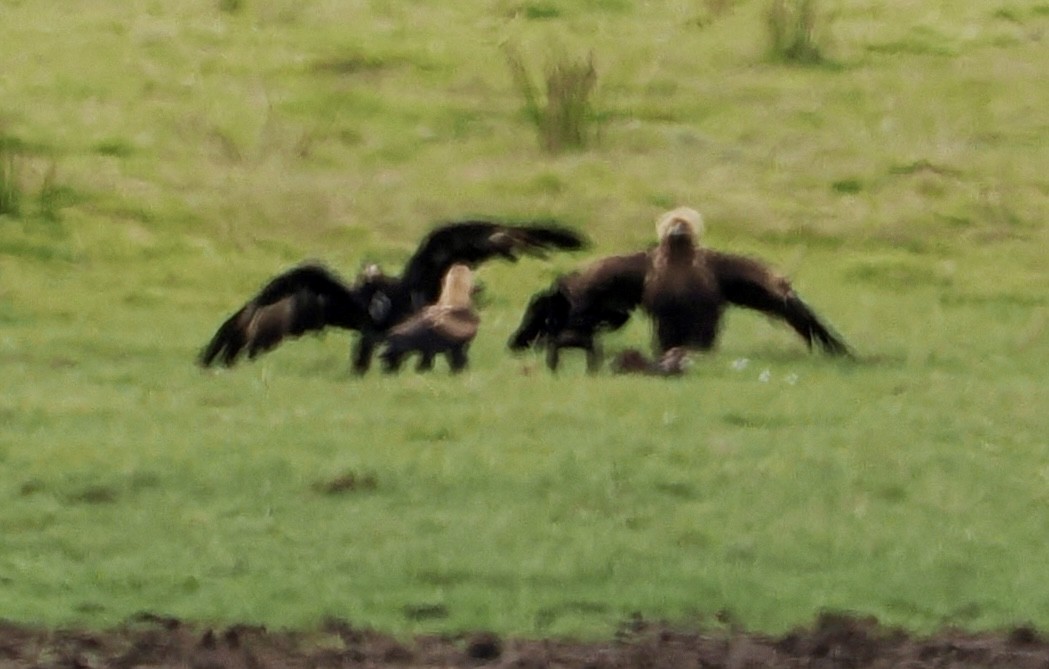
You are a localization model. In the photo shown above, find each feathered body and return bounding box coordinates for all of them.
[380,264,480,373]
[508,251,649,371]
[643,207,725,352]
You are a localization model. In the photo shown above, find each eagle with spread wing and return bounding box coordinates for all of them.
[509,207,852,371]
[199,219,587,374]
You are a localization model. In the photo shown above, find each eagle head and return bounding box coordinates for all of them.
[656,207,704,243]
[437,264,475,309]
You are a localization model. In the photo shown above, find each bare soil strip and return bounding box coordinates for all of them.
[3,612,1048,668]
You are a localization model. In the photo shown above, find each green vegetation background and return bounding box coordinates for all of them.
[1,0,1047,638]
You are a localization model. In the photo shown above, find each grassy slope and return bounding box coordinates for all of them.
[2,0,1048,637]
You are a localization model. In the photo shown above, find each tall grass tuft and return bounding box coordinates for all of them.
[38,161,63,221]
[504,46,598,153]
[0,139,23,218]
[218,0,245,15]
[694,0,736,27]
[765,0,826,64]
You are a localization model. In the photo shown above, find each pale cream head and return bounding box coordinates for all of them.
[437,264,474,309]
[656,207,705,242]
[361,263,384,280]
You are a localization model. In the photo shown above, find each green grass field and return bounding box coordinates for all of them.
[2,0,1048,638]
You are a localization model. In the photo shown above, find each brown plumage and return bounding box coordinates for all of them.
[379,264,480,373]
[197,264,372,368]
[643,206,852,356]
[510,207,852,370]
[198,219,587,374]
[643,207,723,352]
[508,251,649,371]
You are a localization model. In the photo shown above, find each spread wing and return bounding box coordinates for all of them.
[509,251,648,350]
[566,251,649,318]
[198,263,371,367]
[706,250,853,357]
[400,220,588,307]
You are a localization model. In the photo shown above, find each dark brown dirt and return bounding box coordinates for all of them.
[3,611,1048,669]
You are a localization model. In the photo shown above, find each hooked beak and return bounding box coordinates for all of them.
[668,220,690,238]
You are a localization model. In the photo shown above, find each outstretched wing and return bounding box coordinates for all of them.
[706,250,853,357]
[400,220,588,307]
[508,251,648,350]
[566,251,649,317]
[199,263,371,368]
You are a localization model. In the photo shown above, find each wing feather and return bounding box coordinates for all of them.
[198,263,370,368]
[706,250,853,357]
[400,220,588,306]
[508,251,647,351]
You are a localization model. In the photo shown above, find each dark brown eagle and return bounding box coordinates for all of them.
[199,219,587,374]
[509,251,648,371]
[380,264,479,373]
[509,207,852,370]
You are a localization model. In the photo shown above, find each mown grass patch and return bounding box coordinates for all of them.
[0,0,1047,640]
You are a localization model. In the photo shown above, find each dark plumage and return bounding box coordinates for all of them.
[380,264,479,373]
[704,245,853,357]
[399,222,585,310]
[199,219,587,374]
[643,208,722,352]
[508,251,649,371]
[509,207,852,370]
[643,207,852,357]
[198,264,372,368]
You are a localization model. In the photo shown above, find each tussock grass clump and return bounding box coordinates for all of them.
[504,46,598,153]
[0,138,23,218]
[0,138,71,222]
[217,0,245,15]
[0,130,78,224]
[693,0,736,27]
[765,0,827,64]
[38,161,64,222]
